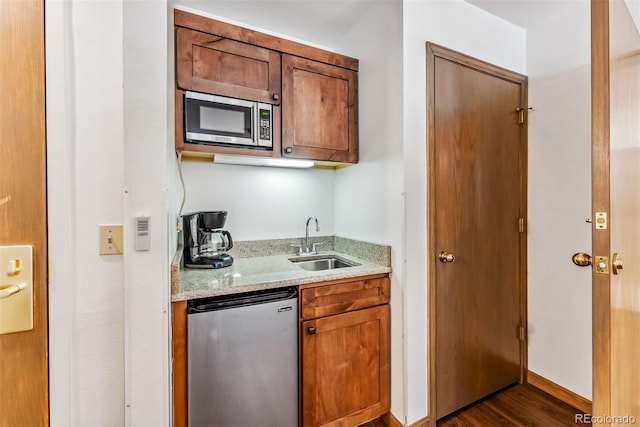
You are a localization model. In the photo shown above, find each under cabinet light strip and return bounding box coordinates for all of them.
[213,154,314,169]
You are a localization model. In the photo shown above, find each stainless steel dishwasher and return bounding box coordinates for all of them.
[187,287,298,427]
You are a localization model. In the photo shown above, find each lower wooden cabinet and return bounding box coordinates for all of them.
[172,274,390,427]
[300,275,390,427]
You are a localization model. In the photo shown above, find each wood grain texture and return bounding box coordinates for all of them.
[590,0,612,421]
[405,415,430,427]
[607,0,640,422]
[302,305,390,427]
[527,371,593,414]
[426,43,528,422]
[282,54,358,163]
[172,301,187,427]
[300,276,390,319]
[381,412,404,427]
[0,0,48,425]
[176,27,281,104]
[362,416,394,427]
[437,384,588,427]
[426,42,438,427]
[175,9,359,71]
[368,385,585,427]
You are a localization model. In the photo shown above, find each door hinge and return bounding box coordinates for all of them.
[518,325,526,341]
[518,218,526,233]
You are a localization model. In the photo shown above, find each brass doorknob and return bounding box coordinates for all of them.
[438,251,455,263]
[612,253,623,275]
[572,252,592,267]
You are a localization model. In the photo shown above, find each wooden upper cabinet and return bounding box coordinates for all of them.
[176,27,281,105]
[282,54,358,163]
[174,10,359,163]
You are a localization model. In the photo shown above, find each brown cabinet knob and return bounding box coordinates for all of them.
[285,147,293,154]
[272,93,280,101]
[307,327,316,335]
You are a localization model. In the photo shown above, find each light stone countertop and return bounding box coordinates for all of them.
[171,250,391,302]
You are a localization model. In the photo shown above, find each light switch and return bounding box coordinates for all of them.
[99,224,123,255]
[7,258,21,275]
[0,245,33,335]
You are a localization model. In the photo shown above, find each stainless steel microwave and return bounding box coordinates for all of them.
[184,91,273,149]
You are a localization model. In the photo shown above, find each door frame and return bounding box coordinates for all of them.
[425,42,529,425]
[590,0,611,419]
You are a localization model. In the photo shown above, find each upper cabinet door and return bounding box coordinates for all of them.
[176,27,281,105]
[282,55,358,163]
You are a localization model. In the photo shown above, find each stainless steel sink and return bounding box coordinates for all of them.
[289,255,360,271]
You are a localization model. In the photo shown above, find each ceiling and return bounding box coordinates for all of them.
[465,0,582,30]
[175,0,377,48]
[175,0,638,41]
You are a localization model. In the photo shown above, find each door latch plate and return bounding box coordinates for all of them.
[595,212,607,230]
[594,256,609,274]
[0,245,33,334]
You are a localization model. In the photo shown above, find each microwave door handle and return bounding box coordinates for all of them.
[253,103,259,146]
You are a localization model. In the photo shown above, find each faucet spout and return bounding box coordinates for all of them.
[305,216,320,251]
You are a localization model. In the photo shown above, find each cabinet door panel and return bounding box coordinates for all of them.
[282,55,357,163]
[302,305,389,426]
[176,27,280,104]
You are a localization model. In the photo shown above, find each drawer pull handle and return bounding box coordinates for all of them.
[307,327,316,335]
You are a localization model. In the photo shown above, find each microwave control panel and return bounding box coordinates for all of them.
[259,108,271,141]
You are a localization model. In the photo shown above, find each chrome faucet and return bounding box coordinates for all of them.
[291,216,323,255]
[305,216,320,252]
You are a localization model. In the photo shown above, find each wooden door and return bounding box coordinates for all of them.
[282,54,358,163]
[427,44,527,419]
[301,305,390,426]
[176,27,281,104]
[0,0,48,425]
[591,0,640,423]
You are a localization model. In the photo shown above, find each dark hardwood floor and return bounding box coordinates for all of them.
[362,384,587,427]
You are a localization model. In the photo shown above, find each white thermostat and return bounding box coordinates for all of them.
[135,216,150,251]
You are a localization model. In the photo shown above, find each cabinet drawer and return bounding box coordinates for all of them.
[300,276,389,319]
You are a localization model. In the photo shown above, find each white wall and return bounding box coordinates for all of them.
[48,0,171,425]
[332,0,405,421]
[403,1,526,423]
[180,162,335,241]
[625,0,640,33]
[47,0,125,424]
[526,1,592,400]
[123,0,171,425]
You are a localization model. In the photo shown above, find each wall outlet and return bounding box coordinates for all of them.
[99,225,123,255]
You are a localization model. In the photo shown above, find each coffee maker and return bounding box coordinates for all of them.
[183,211,234,269]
